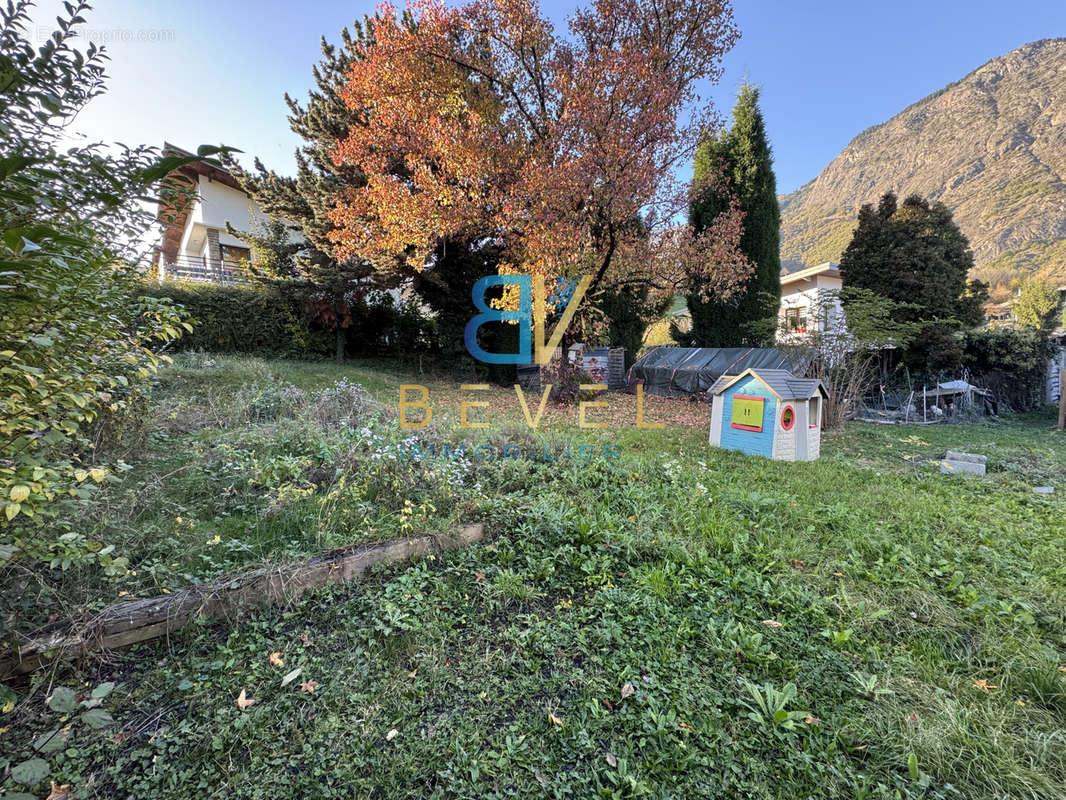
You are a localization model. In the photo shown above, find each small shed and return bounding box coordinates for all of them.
[708,368,827,461]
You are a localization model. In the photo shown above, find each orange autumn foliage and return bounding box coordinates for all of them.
[329,0,751,313]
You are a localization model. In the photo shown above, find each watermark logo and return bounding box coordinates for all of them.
[397,272,661,433]
[37,26,176,44]
[463,274,591,364]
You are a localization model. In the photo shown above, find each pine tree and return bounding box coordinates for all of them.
[682,84,781,347]
[839,191,978,372]
[226,14,503,362]
[223,19,390,361]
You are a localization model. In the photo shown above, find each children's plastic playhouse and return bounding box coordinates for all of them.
[708,368,827,461]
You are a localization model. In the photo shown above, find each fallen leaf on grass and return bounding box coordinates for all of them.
[300,679,319,694]
[46,782,73,800]
[547,707,563,726]
[407,669,417,679]
[605,752,617,768]
[386,728,399,741]
[235,689,255,711]
[678,721,694,732]
[281,668,301,687]
[268,651,284,667]
[297,631,310,645]
[804,715,821,725]
[620,682,635,700]
[973,679,998,693]
[761,619,783,628]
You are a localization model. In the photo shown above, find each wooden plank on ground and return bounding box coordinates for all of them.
[1,523,485,678]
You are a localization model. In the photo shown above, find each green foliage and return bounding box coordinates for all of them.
[222,16,397,359]
[0,679,116,794]
[590,283,669,370]
[143,282,434,360]
[410,238,504,361]
[683,84,781,347]
[346,291,437,357]
[143,281,328,356]
[778,288,921,428]
[839,192,978,372]
[0,2,199,563]
[2,356,1065,798]
[1011,276,1060,331]
[963,327,1058,411]
[974,237,1066,294]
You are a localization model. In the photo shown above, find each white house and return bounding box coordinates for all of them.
[154,143,273,283]
[777,261,846,342]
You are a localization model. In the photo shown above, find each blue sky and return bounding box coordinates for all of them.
[40,0,1065,194]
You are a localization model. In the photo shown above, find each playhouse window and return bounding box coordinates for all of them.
[809,396,821,429]
[730,395,764,432]
[781,405,795,431]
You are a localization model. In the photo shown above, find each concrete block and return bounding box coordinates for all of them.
[940,459,986,476]
[944,450,987,465]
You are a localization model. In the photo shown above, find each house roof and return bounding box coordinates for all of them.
[161,142,243,190]
[708,368,827,400]
[157,143,245,262]
[780,261,840,287]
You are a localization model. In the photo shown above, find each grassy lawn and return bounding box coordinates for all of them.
[3,355,1065,799]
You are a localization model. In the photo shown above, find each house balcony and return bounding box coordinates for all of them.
[156,255,253,285]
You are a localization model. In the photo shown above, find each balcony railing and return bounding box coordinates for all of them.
[157,255,253,285]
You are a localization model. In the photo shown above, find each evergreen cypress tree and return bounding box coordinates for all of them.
[681,84,781,347]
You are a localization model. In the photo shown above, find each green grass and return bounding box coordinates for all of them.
[2,355,1065,799]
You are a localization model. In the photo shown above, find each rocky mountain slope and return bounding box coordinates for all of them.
[780,39,1066,297]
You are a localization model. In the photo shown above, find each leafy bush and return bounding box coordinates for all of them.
[142,280,331,356]
[345,292,437,358]
[963,327,1057,411]
[144,283,436,359]
[0,2,201,565]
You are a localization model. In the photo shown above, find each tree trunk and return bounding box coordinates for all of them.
[335,327,345,363]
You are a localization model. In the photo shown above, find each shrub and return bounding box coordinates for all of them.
[142,281,332,357]
[309,378,376,428]
[145,283,437,360]
[962,327,1057,411]
[0,3,201,565]
[345,292,437,357]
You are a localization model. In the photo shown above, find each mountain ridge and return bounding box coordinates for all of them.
[779,38,1066,298]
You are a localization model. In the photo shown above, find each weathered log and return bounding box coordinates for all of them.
[1,523,485,678]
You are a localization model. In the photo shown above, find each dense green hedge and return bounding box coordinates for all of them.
[142,281,331,356]
[962,327,1058,411]
[144,281,439,358]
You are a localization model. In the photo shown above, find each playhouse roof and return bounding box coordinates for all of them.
[707,368,827,400]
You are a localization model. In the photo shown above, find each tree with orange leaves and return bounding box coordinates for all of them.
[328,0,751,331]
